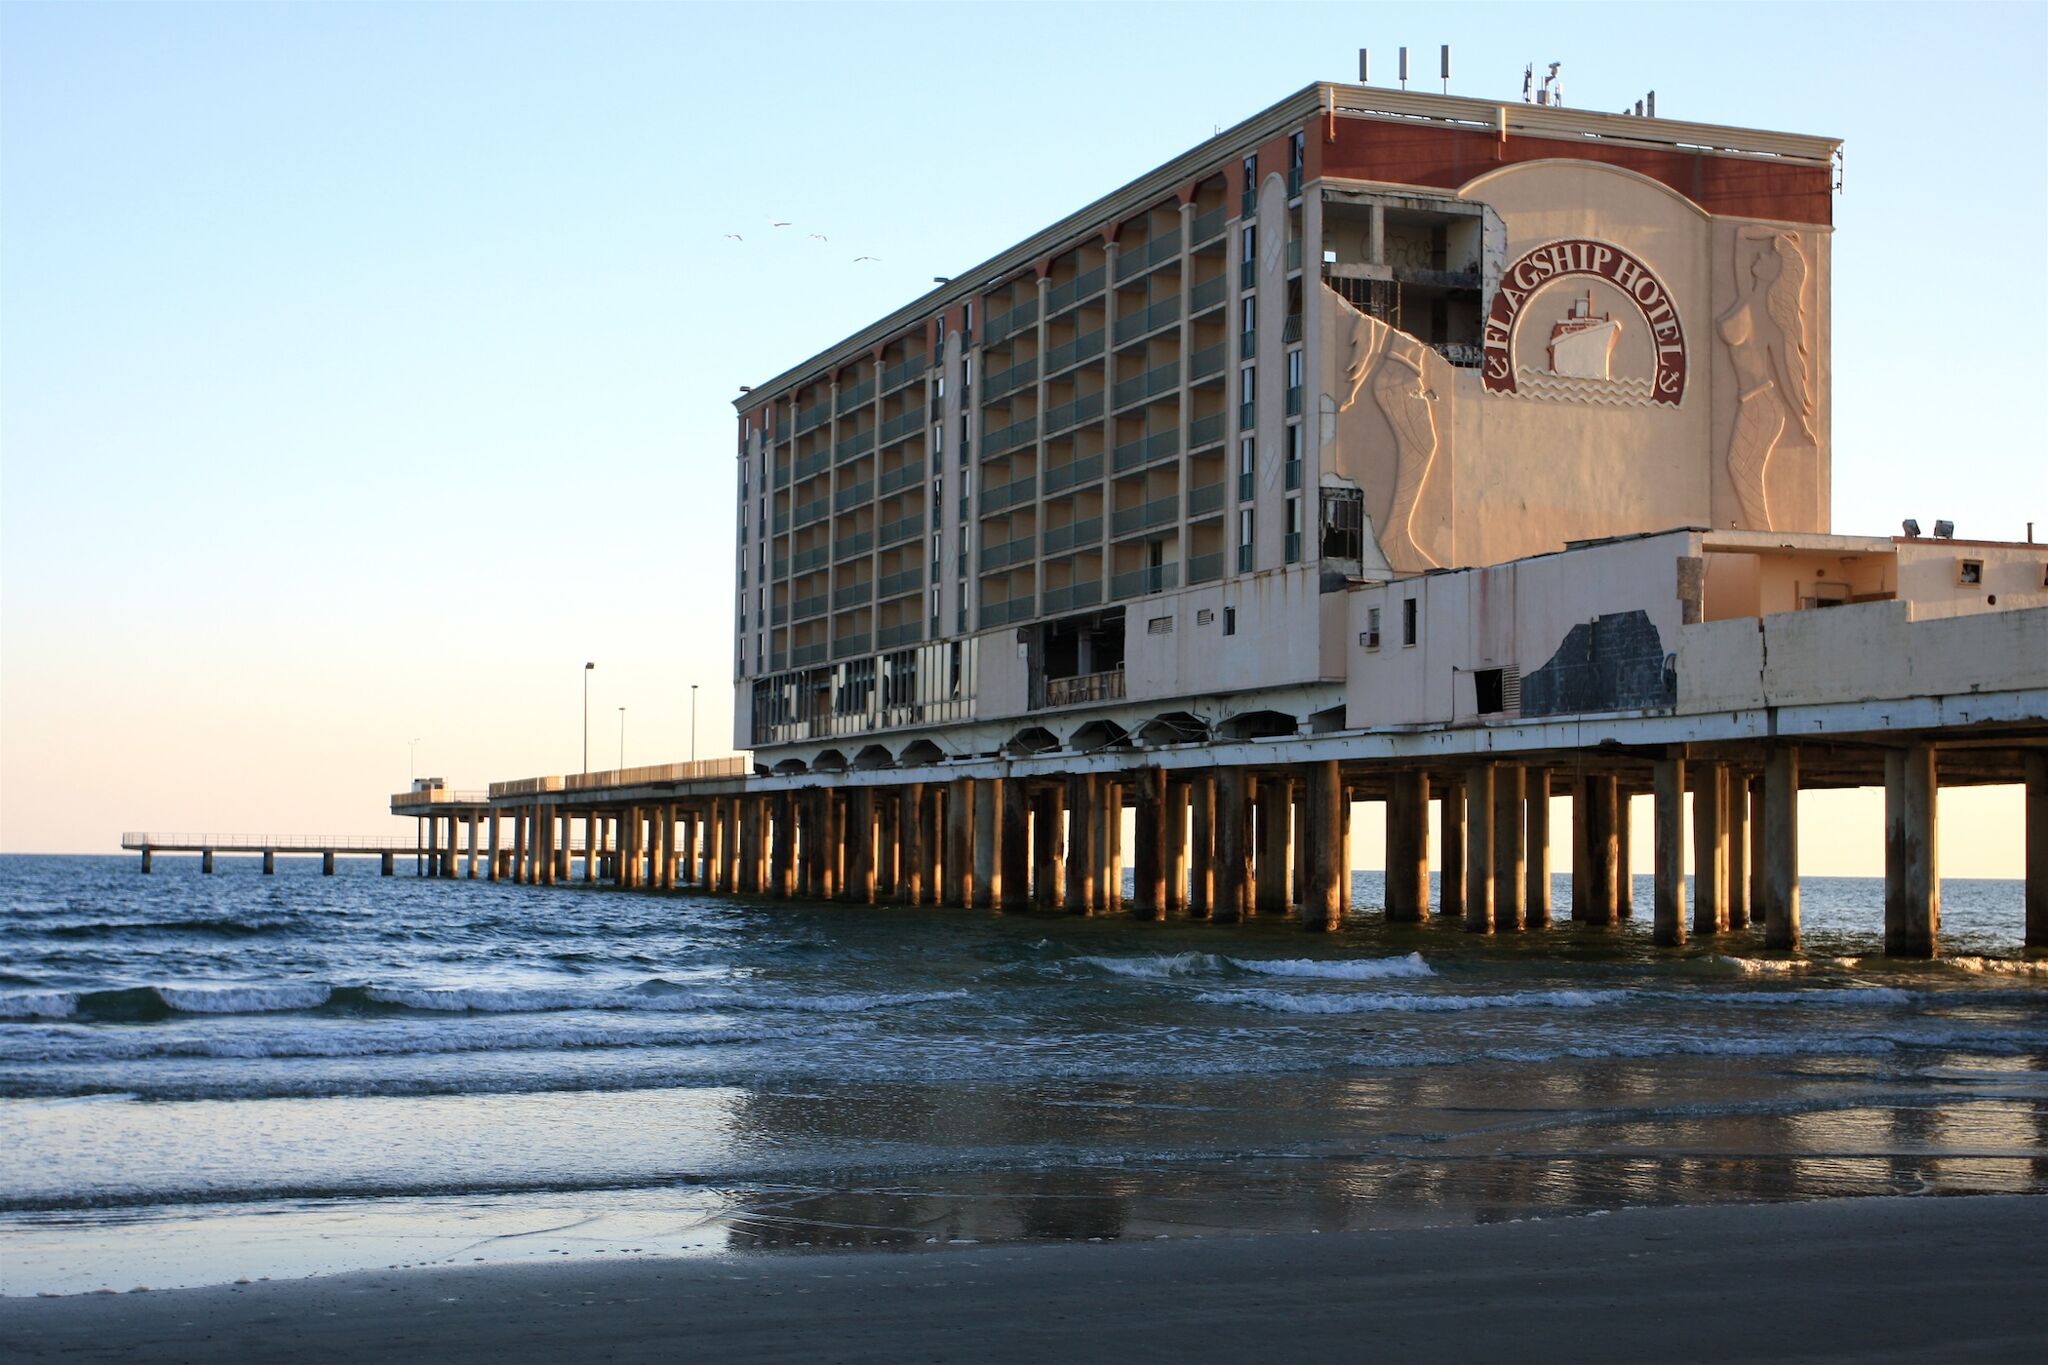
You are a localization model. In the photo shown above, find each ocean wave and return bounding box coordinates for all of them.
[1231,953,1433,982]
[1943,957,2048,977]
[0,992,81,1021]
[1075,953,1224,979]
[42,917,296,939]
[1198,987,1623,1015]
[7,1016,865,1064]
[0,980,967,1024]
[1071,952,1433,983]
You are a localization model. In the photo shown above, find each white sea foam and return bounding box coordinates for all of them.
[1229,953,1433,982]
[154,984,334,1014]
[1197,987,1623,1015]
[1944,957,2048,977]
[0,992,77,1020]
[1077,953,1224,979]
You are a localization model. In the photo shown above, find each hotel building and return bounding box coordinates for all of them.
[730,81,1844,771]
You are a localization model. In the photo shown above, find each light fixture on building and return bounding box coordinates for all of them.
[1901,518,1922,538]
[1933,520,1955,539]
[933,276,951,285]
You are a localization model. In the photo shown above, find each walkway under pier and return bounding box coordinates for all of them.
[431,686,2048,959]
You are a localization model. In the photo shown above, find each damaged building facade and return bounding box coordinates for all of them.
[731,82,1843,766]
[400,82,2046,958]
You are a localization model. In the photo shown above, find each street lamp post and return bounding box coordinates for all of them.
[618,707,627,772]
[582,662,596,773]
[691,684,699,765]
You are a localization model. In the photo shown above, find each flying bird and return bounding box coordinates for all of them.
[808,233,828,242]
[771,221,791,228]
[854,255,880,263]
[723,233,743,241]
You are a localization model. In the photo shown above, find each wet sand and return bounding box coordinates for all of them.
[5,1195,2043,1363]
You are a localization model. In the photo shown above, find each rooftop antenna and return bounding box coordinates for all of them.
[1440,44,1451,93]
[1398,46,1409,89]
[1522,63,1534,103]
[1547,62,1564,107]
[1646,89,1656,117]
[1358,48,1369,83]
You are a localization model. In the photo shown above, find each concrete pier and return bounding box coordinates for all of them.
[1691,763,1729,935]
[1525,768,1551,929]
[1763,746,1802,951]
[1492,764,1526,933]
[1438,776,1465,925]
[1884,745,1940,958]
[1653,753,1687,947]
[2029,753,2048,949]
[1187,773,1214,920]
[1302,760,1343,932]
[1463,763,1494,933]
[1214,767,1249,923]
[1385,771,1429,923]
[1255,774,1291,918]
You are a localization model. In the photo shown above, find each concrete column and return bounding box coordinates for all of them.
[201,849,215,874]
[919,786,944,906]
[263,850,276,875]
[1255,774,1292,917]
[1099,781,1124,915]
[818,792,841,901]
[1747,775,1766,924]
[1580,776,1620,926]
[444,816,460,879]
[945,778,973,908]
[2027,753,2048,949]
[767,793,792,898]
[875,790,900,900]
[1164,779,1189,916]
[1493,764,1526,933]
[1463,764,1494,933]
[1385,771,1429,923]
[428,818,441,879]
[1292,784,1309,913]
[1188,773,1215,920]
[1303,759,1343,932]
[1438,777,1465,924]
[1214,768,1251,923]
[487,817,501,882]
[512,809,527,884]
[1653,754,1688,947]
[1727,777,1750,930]
[1065,773,1099,915]
[738,799,759,895]
[844,789,876,904]
[969,778,1001,909]
[1133,768,1167,920]
[1032,787,1064,910]
[889,786,918,904]
[322,850,335,876]
[1339,792,1354,920]
[466,815,479,879]
[1691,763,1729,935]
[722,798,743,894]
[664,806,682,891]
[1762,746,1801,950]
[1885,745,1940,958]
[140,848,153,874]
[1000,778,1030,912]
[381,851,394,876]
[1615,786,1634,919]
[1525,768,1552,929]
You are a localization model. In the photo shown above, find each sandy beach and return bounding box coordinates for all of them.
[5,1195,2043,1363]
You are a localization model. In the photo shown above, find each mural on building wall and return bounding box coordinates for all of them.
[1331,296,1450,571]
[1717,227,1815,531]
[1481,238,1688,408]
[1519,609,1676,717]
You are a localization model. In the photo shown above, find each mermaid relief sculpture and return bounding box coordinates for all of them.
[1717,227,1814,530]
[1339,309,1443,570]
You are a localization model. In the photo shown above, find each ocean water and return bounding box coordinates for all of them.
[3,853,2045,1294]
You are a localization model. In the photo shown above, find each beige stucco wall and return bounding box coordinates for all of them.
[1314,160,1834,579]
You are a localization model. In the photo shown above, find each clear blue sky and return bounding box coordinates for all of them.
[3,2,2044,859]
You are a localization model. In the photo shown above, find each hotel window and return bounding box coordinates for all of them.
[1284,422,1303,490]
[1237,435,1254,502]
[1237,507,1254,573]
[1240,224,1257,289]
[1289,130,1305,169]
[1284,496,1302,564]
[1403,597,1419,647]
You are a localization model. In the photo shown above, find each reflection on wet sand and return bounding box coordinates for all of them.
[714,1051,2048,1252]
